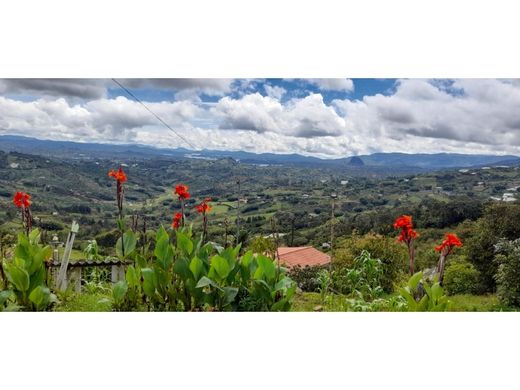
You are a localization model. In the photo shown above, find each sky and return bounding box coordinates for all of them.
[1,78,520,158]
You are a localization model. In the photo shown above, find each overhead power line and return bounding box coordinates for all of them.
[111,78,196,149]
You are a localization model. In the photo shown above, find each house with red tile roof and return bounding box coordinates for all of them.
[276,246,331,269]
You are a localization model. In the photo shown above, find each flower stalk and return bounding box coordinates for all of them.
[435,233,463,285]
[13,191,33,236]
[394,215,419,275]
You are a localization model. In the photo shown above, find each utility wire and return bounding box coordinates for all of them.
[111,78,196,149]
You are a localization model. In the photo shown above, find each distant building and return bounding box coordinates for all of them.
[459,169,469,173]
[503,193,517,202]
[276,247,331,269]
[340,180,349,185]
[263,233,287,239]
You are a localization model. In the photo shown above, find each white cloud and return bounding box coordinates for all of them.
[0,79,108,99]
[307,78,354,92]
[333,79,520,151]
[3,79,520,158]
[0,96,200,142]
[213,92,345,137]
[264,84,286,100]
[0,79,236,100]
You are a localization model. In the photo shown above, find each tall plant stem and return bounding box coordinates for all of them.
[0,259,7,290]
[408,242,415,275]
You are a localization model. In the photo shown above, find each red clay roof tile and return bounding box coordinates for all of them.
[276,246,331,268]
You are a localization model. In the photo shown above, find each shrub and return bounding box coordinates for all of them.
[443,261,480,295]
[332,250,384,300]
[465,202,520,291]
[288,265,323,292]
[494,239,520,307]
[334,233,407,292]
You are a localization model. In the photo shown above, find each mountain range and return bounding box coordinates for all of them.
[0,134,518,171]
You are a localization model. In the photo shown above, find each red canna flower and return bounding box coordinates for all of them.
[393,215,413,230]
[108,166,127,220]
[174,184,190,200]
[397,227,418,242]
[195,198,212,214]
[108,167,127,183]
[13,191,33,235]
[172,212,182,229]
[394,214,419,275]
[394,215,418,243]
[435,233,463,254]
[13,191,31,208]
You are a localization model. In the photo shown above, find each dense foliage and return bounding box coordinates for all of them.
[288,265,323,292]
[465,203,520,291]
[334,233,407,293]
[494,239,520,307]
[399,272,450,311]
[2,150,520,312]
[1,229,55,311]
[443,260,480,295]
[112,226,296,311]
[332,250,384,300]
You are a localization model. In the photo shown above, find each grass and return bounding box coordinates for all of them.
[55,291,112,312]
[447,294,505,312]
[292,291,506,312]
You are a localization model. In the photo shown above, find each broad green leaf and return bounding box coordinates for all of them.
[0,290,13,308]
[116,231,137,258]
[29,285,51,311]
[173,258,191,280]
[29,267,46,292]
[417,295,429,312]
[255,256,276,281]
[125,266,139,287]
[196,276,222,291]
[141,268,156,297]
[29,245,52,275]
[222,287,238,306]
[176,231,193,255]
[154,267,171,295]
[154,235,174,269]
[156,225,169,243]
[28,228,41,244]
[407,272,423,290]
[15,233,30,263]
[113,280,129,305]
[209,255,231,280]
[241,251,253,267]
[189,256,204,280]
[252,279,273,303]
[6,264,30,292]
[275,277,295,292]
[431,283,444,302]
[399,287,416,310]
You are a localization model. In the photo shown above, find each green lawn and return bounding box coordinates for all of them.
[292,292,505,312]
[55,292,112,312]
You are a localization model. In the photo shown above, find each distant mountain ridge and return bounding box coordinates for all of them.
[0,134,518,170]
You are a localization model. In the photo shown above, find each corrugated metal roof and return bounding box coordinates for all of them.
[48,259,132,268]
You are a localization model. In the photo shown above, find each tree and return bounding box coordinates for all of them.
[465,202,520,291]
